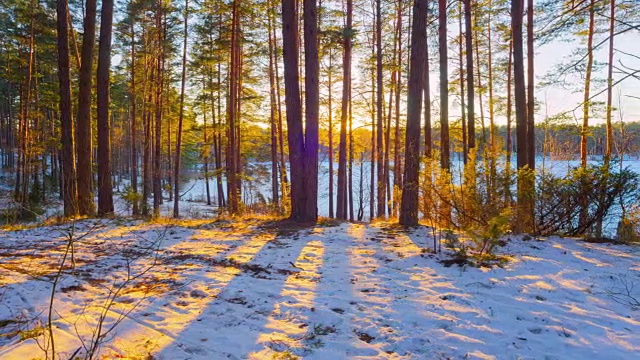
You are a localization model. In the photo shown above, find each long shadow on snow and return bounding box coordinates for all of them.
[151,224,315,359]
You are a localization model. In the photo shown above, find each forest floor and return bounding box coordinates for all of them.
[0,213,638,359]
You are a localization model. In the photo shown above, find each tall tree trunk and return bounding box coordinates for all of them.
[474,24,487,147]
[129,14,139,216]
[375,0,385,219]
[459,0,467,164]
[226,0,240,214]
[487,1,496,202]
[17,5,35,205]
[271,12,288,208]
[97,0,114,216]
[153,2,164,216]
[216,60,225,208]
[512,0,533,232]
[76,0,97,216]
[439,0,449,171]
[506,38,513,203]
[203,99,211,206]
[385,10,398,216]
[57,0,78,217]
[605,0,615,163]
[173,0,189,217]
[281,0,318,223]
[392,5,403,217]
[581,0,595,168]
[303,0,320,221]
[526,0,535,169]
[336,0,352,221]
[578,0,596,231]
[423,20,431,158]
[142,60,153,216]
[464,0,475,154]
[328,47,334,218]
[267,4,279,211]
[348,91,354,222]
[399,0,427,226]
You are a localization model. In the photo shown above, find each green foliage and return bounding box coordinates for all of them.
[465,208,512,258]
[421,148,514,232]
[271,350,299,360]
[122,186,143,214]
[19,325,44,341]
[535,163,639,236]
[617,206,640,244]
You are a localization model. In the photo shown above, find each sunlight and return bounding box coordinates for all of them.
[106,231,275,357]
[433,329,486,344]
[252,239,325,357]
[530,281,556,291]
[570,251,612,267]
[0,225,275,359]
[369,223,424,257]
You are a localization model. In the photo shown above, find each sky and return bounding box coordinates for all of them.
[535,30,640,126]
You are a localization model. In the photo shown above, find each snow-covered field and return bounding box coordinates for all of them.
[0,217,638,359]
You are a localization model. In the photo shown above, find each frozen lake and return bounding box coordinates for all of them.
[175,155,640,235]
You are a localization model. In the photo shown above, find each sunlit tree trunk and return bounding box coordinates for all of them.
[464,0,475,155]
[439,0,449,171]
[581,0,595,168]
[459,0,467,164]
[399,0,427,226]
[336,0,352,221]
[153,2,164,216]
[173,0,189,217]
[392,5,403,217]
[526,0,535,169]
[57,0,78,217]
[512,0,533,233]
[129,14,139,215]
[375,0,385,219]
[605,0,615,164]
[76,0,97,216]
[328,47,334,218]
[488,1,496,203]
[97,0,114,216]
[506,38,513,204]
[203,83,212,206]
[281,0,319,223]
[268,5,280,211]
[423,18,431,158]
[303,0,320,221]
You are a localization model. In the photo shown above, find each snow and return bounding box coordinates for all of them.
[0,218,638,359]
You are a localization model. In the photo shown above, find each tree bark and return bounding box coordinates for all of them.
[130,14,139,215]
[97,0,114,216]
[336,0,352,220]
[303,0,320,221]
[605,0,615,163]
[399,0,427,227]
[268,4,280,211]
[459,0,467,164]
[57,0,78,217]
[281,0,318,223]
[512,0,533,232]
[375,0,385,219]
[76,0,97,216]
[439,0,449,171]
[173,0,189,217]
[526,0,535,169]
[464,0,475,154]
[581,0,595,168]
[153,2,164,216]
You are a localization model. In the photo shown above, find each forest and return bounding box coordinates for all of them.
[0,0,639,359]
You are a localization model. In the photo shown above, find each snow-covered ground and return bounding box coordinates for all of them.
[0,218,638,359]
